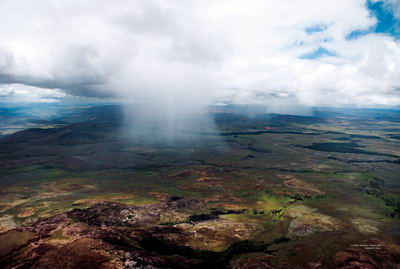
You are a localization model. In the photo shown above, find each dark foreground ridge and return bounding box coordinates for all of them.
[1,198,398,269]
[0,198,275,269]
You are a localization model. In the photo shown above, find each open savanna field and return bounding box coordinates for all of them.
[0,106,399,268]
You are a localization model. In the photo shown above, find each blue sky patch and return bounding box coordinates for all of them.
[347,0,399,40]
[299,47,337,59]
[305,24,327,34]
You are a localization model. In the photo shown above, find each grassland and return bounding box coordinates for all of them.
[0,106,399,268]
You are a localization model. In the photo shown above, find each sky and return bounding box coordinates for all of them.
[0,0,399,108]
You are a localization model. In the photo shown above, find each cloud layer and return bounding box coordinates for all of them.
[0,0,399,107]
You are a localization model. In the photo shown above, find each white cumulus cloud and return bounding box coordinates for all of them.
[0,0,398,107]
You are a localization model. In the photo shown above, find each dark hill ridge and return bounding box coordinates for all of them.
[300,142,399,158]
[0,121,118,145]
[268,113,326,124]
[58,131,106,145]
[0,128,58,144]
[0,104,329,146]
